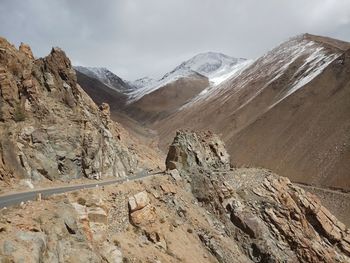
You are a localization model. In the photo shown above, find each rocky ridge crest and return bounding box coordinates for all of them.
[0,37,159,187]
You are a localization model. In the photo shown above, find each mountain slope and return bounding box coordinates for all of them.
[155,34,350,191]
[122,52,246,124]
[75,70,127,112]
[128,52,246,102]
[126,73,209,124]
[75,66,135,94]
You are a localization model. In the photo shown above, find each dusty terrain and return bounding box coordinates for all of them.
[296,183,350,226]
[1,130,350,262]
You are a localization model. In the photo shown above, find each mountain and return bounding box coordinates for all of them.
[75,66,135,94]
[126,72,209,124]
[122,52,247,124]
[128,52,247,102]
[75,53,247,124]
[155,34,350,193]
[129,76,154,89]
[76,70,160,143]
[1,36,350,263]
[171,51,247,84]
[75,70,128,112]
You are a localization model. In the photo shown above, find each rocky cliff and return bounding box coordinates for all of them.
[0,37,161,189]
[165,130,350,262]
[0,130,349,262]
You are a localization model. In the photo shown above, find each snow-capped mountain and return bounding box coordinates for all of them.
[172,52,246,84]
[128,52,247,102]
[155,33,350,191]
[74,66,135,94]
[129,77,155,89]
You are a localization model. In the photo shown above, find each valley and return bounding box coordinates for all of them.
[74,34,350,223]
[0,33,350,262]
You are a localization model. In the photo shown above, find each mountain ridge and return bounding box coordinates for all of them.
[154,33,350,192]
[127,51,247,102]
[74,66,135,94]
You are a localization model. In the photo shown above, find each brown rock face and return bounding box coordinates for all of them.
[128,192,156,226]
[170,130,350,262]
[19,42,34,59]
[129,205,156,225]
[165,130,230,172]
[128,191,150,212]
[0,37,160,186]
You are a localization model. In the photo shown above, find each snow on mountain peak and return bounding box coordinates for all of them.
[176,52,246,79]
[128,52,247,102]
[130,76,155,89]
[74,66,135,94]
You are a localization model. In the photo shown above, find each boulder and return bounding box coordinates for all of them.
[88,207,108,224]
[165,130,230,173]
[71,202,88,221]
[168,169,182,181]
[160,182,177,194]
[130,205,156,225]
[100,242,123,263]
[128,191,150,212]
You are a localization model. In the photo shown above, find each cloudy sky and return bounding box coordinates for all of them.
[1,0,350,80]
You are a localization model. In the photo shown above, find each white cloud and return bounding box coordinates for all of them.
[0,0,349,80]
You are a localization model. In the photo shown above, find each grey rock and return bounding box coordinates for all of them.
[100,242,123,263]
[2,240,16,255]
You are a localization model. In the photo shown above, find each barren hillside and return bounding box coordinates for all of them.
[155,34,350,191]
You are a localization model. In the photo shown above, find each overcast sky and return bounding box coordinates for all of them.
[1,0,350,80]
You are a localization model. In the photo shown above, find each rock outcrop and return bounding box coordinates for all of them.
[1,130,349,262]
[0,37,160,186]
[19,43,34,59]
[128,191,156,225]
[166,130,230,172]
[168,130,350,262]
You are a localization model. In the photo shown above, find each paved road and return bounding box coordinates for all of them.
[294,182,350,197]
[0,171,152,209]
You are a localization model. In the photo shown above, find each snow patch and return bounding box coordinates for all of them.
[179,59,254,109]
[128,52,247,102]
[74,66,135,94]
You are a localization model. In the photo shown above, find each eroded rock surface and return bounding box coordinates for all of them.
[166,130,230,172]
[1,130,349,262]
[0,37,160,188]
[167,130,350,262]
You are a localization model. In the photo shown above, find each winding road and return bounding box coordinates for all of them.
[0,171,153,209]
